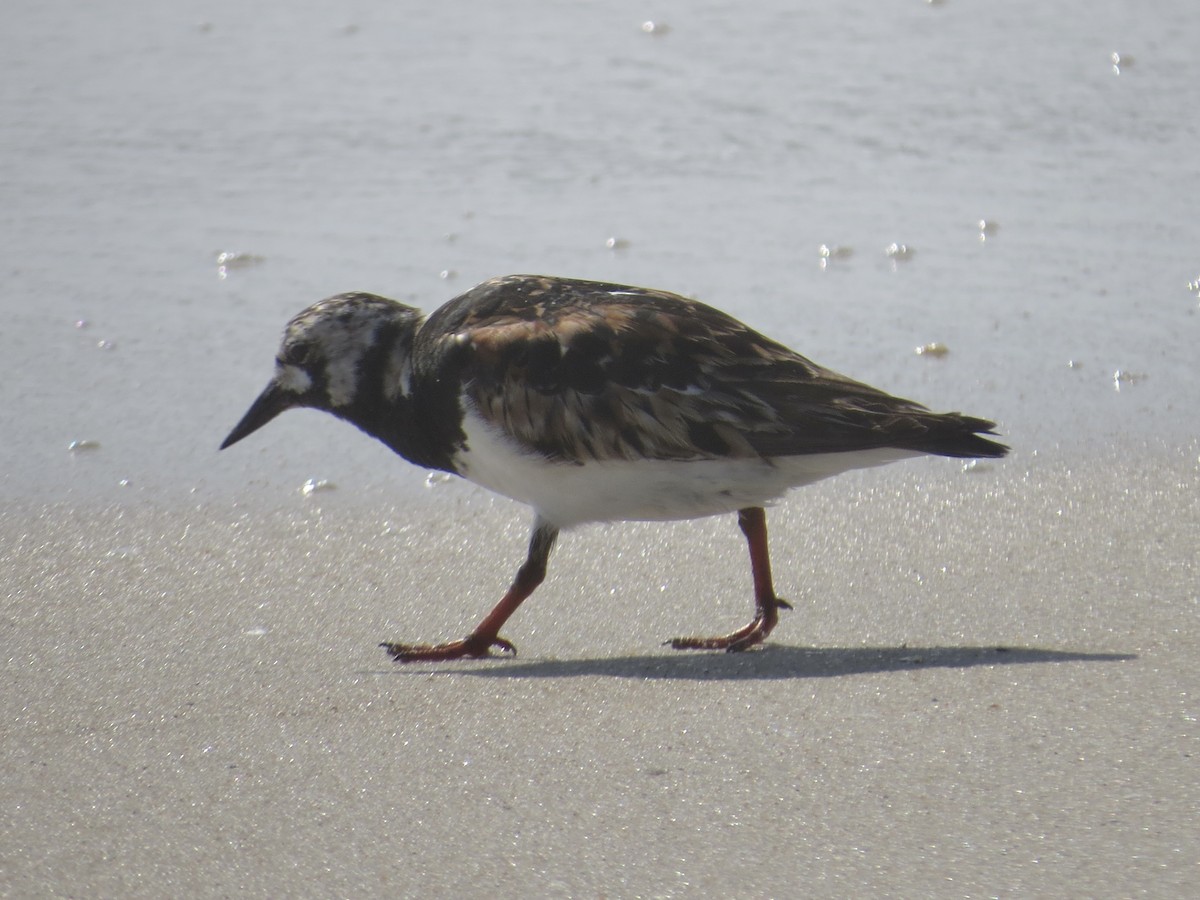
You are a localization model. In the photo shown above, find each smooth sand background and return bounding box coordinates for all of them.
[3,1,1199,897]
[4,454,1197,896]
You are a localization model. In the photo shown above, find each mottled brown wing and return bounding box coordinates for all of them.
[433,277,1003,463]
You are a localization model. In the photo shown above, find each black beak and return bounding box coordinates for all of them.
[220,381,294,450]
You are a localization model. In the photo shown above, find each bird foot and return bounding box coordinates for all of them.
[666,598,791,653]
[380,634,517,663]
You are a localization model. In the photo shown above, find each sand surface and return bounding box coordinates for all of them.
[4,450,1197,896]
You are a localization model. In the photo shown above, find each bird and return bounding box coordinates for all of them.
[220,274,1008,662]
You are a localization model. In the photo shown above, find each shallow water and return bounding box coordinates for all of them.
[2,1,1198,502]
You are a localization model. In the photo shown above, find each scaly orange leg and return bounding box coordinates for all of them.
[668,506,791,652]
[382,520,558,662]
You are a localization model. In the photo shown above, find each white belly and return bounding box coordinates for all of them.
[453,408,917,528]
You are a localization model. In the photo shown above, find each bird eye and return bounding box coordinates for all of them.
[280,341,314,367]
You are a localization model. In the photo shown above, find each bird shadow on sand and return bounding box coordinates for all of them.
[379,645,1135,681]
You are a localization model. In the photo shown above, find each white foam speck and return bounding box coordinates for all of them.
[301,478,336,496]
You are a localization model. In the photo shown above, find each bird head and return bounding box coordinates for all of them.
[220,292,423,450]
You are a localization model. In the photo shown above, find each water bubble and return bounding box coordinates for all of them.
[67,439,101,452]
[1112,370,1144,390]
[215,251,264,280]
[425,471,454,489]
[817,244,854,270]
[300,478,336,496]
[641,21,669,35]
[215,251,264,268]
[1111,51,1133,73]
[605,236,630,250]
[915,342,949,358]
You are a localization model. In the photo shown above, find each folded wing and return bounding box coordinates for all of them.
[426,276,1007,464]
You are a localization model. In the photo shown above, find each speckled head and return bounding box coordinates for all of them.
[220,292,423,450]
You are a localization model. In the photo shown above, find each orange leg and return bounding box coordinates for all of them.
[382,520,558,662]
[668,507,791,652]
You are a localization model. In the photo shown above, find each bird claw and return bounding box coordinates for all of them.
[664,634,767,653]
[664,633,769,653]
[665,599,790,652]
[380,635,517,663]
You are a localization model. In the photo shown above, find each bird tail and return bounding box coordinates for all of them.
[896,415,1009,459]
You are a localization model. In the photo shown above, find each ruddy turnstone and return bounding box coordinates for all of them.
[221,274,1007,661]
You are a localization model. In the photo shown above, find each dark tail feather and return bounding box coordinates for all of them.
[898,415,1010,459]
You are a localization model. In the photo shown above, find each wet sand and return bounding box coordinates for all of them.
[3,448,1196,896]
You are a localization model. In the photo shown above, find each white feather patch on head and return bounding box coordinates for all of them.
[280,293,421,409]
[277,363,313,394]
[292,310,382,408]
[325,352,363,407]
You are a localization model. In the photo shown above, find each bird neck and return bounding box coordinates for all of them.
[334,381,462,474]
